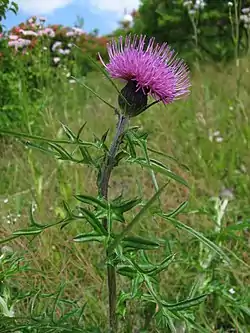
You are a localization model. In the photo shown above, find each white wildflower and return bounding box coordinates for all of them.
[53,57,60,64]
[242,7,250,14]
[209,130,224,143]
[229,288,236,294]
[52,41,62,52]
[20,30,38,37]
[58,48,65,54]
[213,130,220,137]
[215,136,223,143]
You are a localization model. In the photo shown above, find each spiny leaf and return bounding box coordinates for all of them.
[78,146,96,166]
[161,294,207,311]
[60,123,76,141]
[101,129,109,144]
[114,151,129,166]
[0,235,21,245]
[93,133,109,151]
[12,227,42,236]
[148,147,190,171]
[62,200,73,219]
[75,194,107,209]
[122,236,160,250]
[73,232,105,243]
[112,197,141,213]
[125,133,137,158]
[0,128,95,147]
[147,254,176,276]
[132,157,189,188]
[132,274,144,298]
[76,122,87,140]
[29,204,47,229]
[108,184,167,253]
[117,266,137,278]
[166,201,188,218]
[48,143,73,160]
[128,128,148,142]
[22,141,57,157]
[76,207,108,235]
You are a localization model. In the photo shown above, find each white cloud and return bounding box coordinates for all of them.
[89,0,139,14]
[17,0,74,15]
[16,0,139,16]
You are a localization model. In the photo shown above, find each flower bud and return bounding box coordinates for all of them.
[118,80,148,117]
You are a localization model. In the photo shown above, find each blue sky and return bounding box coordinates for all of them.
[3,0,140,35]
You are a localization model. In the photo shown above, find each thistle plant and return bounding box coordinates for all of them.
[0,35,229,332]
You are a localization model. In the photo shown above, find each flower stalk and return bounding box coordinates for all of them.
[99,112,128,332]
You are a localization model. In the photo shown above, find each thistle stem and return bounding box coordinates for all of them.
[99,113,128,332]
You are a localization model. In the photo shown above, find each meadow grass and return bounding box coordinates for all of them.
[0,57,250,332]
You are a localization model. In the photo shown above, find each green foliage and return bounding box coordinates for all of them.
[0,0,18,32]
[133,0,250,62]
[0,115,231,332]
[0,58,249,331]
[0,41,49,132]
[0,15,109,131]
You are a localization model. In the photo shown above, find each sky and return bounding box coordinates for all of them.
[3,0,140,35]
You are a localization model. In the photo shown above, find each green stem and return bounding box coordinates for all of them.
[99,113,128,333]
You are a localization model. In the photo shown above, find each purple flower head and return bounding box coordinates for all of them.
[100,35,190,116]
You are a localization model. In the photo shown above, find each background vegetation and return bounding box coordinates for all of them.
[0,0,250,332]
